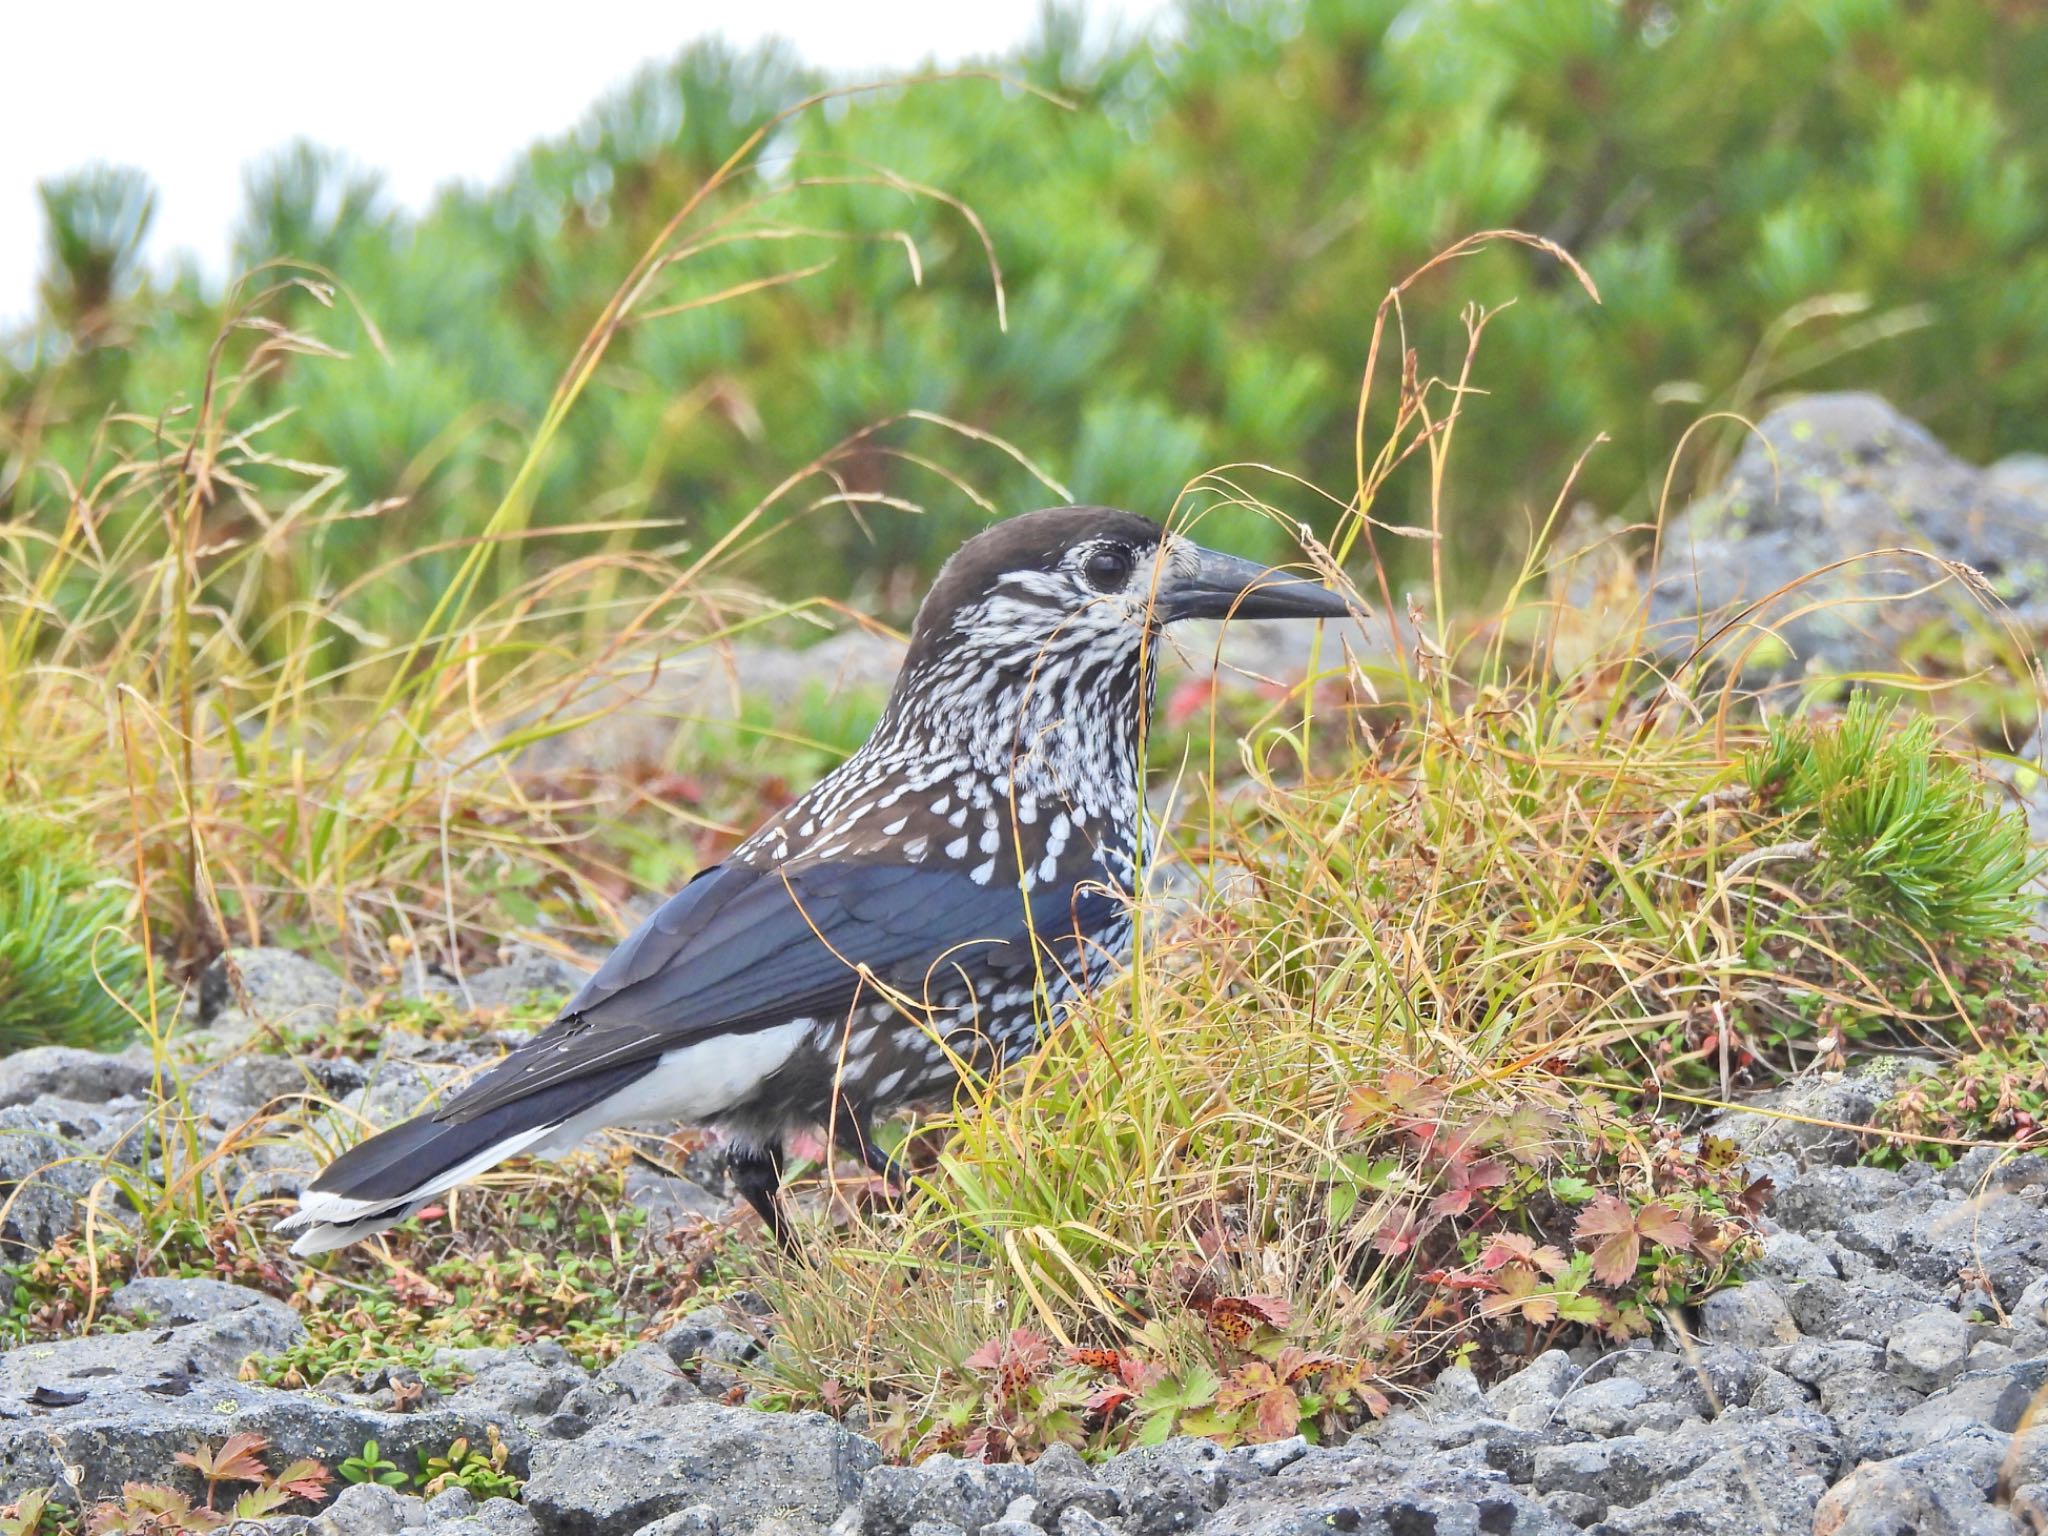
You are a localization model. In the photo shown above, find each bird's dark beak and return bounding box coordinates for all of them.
[1156,545,1361,623]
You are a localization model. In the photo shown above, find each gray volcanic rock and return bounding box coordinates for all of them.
[1816,1366,1926,1463]
[1637,392,2048,678]
[1030,1444,1121,1527]
[1095,1439,1265,1536]
[1885,1307,1972,1392]
[0,1104,106,1253]
[1195,1447,1573,1535]
[1895,1360,2043,1445]
[404,946,590,1014]
[1697,1279,1800,1346]
[1810,1426,2014,1536]
[0,1046,155,1109]
[1485,1349,1575,1428]
[1707,1059,1931,1164]
[109,1275,286,1325]
[521,1403,877,1536]
[1589,1444,1827,1536]
[201,946,351,1027]
[309,1484,433,1536]
[443,1345,591,1429]
[861,1460,1036,1536]
[0,1282,534,1512]
[628,1510,722,1536]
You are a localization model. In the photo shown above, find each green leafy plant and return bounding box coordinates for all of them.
[337,1439,405,1490]
[1,1490,79,1536]
[417,1428,520,1500]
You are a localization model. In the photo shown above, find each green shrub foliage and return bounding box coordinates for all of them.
[1747,693,2042,943]
[6,1,2044,630]
[0,811,152,1051]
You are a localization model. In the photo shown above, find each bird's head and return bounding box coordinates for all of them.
[898,505,1359,683]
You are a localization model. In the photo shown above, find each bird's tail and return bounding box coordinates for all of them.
[280,1061,649,1256]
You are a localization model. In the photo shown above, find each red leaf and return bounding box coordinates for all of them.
[1481,1265,1559,1325]
[1275,1347,1338,1385]
[1404,1119,1445,1157]
[177,1432,271,1487]
[1429,1188,1473,1220]
[1255,1384,1302,1442]
[1476,1233,1535,1272]
[1572,1194,1634,1240]
[1085,1384,1135,1416]
[1491,1103,1563,1165]
[1421,1267,1499,1293]
[1352,1378,1392,1419]
[1635,1201,1695,1253]
[1122,1356,1165,1390]
[1574,1195,1642,1287]
[1459,1158,1508,1193]
[1340,1082,1395,1134]
[964,1328,1052,1384]
[1373,1208,1426,1258]
[1216,1362,1301,1444]
[1433,1124,1489,1170]
[1205,1294,1291,1349]
[1382,1068,1443,1115]
[1429,1156,1506,1220]
[275,1460,332,1503]
[1233,1294,1292,1327]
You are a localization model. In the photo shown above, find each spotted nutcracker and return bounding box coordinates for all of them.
[283,506,1357,1252]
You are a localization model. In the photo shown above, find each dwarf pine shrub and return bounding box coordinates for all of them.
[1746,694,2042,943]
[0,809,152,1051]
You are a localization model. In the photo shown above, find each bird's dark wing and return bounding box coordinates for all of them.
[435,859,1113,1124]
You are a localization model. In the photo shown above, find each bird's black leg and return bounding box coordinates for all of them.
[831,1102,906,1194]
[726,1140,788,1247]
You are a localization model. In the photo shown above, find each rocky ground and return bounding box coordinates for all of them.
[1,949,2047,1536]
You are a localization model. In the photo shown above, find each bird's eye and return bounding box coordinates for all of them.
[1082,546,1133,592]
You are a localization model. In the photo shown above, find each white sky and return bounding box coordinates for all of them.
[1,0,1172,327]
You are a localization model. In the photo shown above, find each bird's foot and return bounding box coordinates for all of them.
[725,1142,790,1250]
